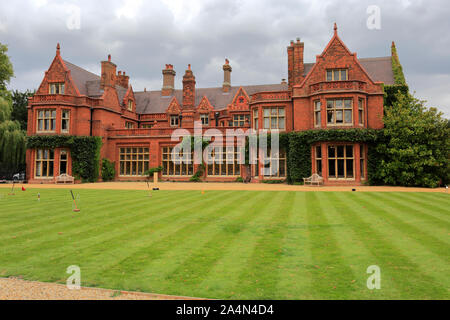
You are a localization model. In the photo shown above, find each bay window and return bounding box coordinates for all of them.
[35,149,54,178]
[314,100,321,127]
[328,145,354,179]
[327,99,353,125]
[37,109,56,132]
[263,107,285,130]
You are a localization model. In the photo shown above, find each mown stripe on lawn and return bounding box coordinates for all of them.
[334,192,448,299]
[360,192,450,252]
[272,192,315,299]
[374,192,450,227]
[157,191,273,298]
[0,190,218,274]
[0,190,195,253]
[315,192,399,299]
[89,191,258,294]
[232,192,294,299]
[304,192,357,299]
[415,192,450,209]
[0,190,158,237]
[199,192,298,299]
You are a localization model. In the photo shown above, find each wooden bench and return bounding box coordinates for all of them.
[303,173,323,186]
[56,174,74,184]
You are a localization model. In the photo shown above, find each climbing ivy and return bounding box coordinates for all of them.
[27,135,102,182]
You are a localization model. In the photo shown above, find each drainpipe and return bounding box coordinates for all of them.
[90,107,93,136]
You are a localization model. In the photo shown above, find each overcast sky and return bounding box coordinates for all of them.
[0,0,449,116]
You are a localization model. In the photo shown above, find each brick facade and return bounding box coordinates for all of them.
[26,25,394,185]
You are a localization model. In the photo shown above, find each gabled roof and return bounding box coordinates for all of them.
[63,60,100,96]
[134,84,288,114]
[303,56,394,85]
[61,53,393,115]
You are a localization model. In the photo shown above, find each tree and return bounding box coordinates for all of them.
[0,43,13,94]
[373,92,449,187]
[0,42,26,177]
[12,89,34,130]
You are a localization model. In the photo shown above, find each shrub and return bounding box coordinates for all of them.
[101,159,115,182]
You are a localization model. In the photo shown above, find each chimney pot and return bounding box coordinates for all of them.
[222,59,232,92]
[108,54,111,62]
[162,64,176,96]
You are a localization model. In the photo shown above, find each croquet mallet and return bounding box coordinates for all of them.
[70,190,80,212]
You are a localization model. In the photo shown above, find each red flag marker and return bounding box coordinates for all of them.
[21,186,26,191]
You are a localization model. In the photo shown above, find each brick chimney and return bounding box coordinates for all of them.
[182,64,196,108]
[162,64,176,96]
[100,54,117,89]
[287,38,304,89]
[222,58,232,92]
[116,70,129,89]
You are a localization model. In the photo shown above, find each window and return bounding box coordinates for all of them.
[161,147,193,176]
[314,101,321,127]
[327,99,352,125]
[128,100,133,111]
[315,145,322,176]
[119,147,149,176]
[358,98,364,125]
[262,149,286,177]
[207,146,241,176]
[141,124,153,128]
[233,114,247,127]
[60,149,68,174]
[263,107,285,130]
[61,110,70,133]
[238,97,245,103]
[49,83,65,94]
[328,145,354,179]
[253,109,259,130]
[170,115,179,127]
[360,144,365,179]
[200,114,209,126]
[35,149,54,177]
[326,69,348,81]
[125,122,134,129]
[37,109,56,132]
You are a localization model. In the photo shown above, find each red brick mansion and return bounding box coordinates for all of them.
[26,24,395,185]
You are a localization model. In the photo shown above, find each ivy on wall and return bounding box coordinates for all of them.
[244,129,379,184]
[287,129,379,184]
[27,135,102,182]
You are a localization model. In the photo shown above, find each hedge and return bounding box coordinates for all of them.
[27,135,102,182]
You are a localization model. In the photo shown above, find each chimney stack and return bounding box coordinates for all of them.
[116,70,130,89]
[162,64,176,96]
[182,64,196,108]
[100,54,117,90]
[287,38,304,90]
[222,58,232,92]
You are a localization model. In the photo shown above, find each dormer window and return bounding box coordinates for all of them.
[200,114,209,126]
[128,100,133,111]
[49,83,65,95]
[326,69,348,81]
[170,115,179,127]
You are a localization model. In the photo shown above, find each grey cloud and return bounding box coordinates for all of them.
[0,0,448,116]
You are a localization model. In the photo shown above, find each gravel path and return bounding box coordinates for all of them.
[0,277,205,300]
[0,181,446,193]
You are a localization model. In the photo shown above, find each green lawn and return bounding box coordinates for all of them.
[0,188,448,299]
